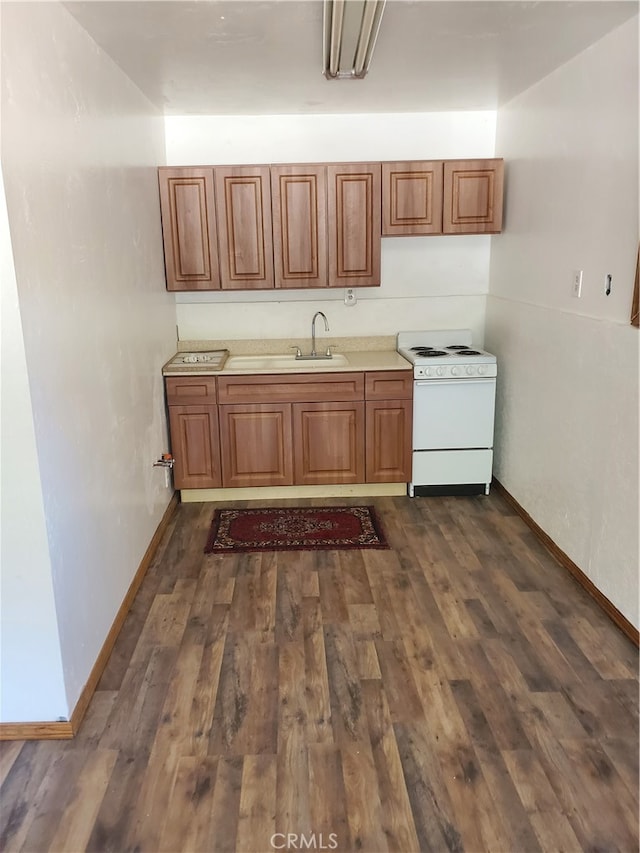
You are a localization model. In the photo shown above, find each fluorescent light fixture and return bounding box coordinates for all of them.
[323,0,386,79]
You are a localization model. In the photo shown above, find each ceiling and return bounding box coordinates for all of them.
[64,0,638,115]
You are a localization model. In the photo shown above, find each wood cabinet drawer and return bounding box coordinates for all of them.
[217,372,365,404]
[365,371,413,400]
[166,376,217,405]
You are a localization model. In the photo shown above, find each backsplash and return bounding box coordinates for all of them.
[177,335,398,355]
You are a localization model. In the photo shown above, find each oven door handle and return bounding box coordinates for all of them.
[415,379,496,387]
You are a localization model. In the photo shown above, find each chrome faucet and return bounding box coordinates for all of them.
[311,311,330,358]
[293,311,332,360]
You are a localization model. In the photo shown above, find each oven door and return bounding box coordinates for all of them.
[413,378,496,450]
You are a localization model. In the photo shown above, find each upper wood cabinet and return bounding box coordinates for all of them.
[443,159,504,234]
[327,163,381,288]
[271,164,328,289]
[158,157,504,291]
[214,165,274,290]
[158,167,221,291]
[383,158,504,236]
[382,161,443,236]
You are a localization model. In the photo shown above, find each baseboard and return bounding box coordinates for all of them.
[492,479,639,647]
[0,721,74,741]
[69,492,179,734]
[180,483,407,502]
[0,492,179,742]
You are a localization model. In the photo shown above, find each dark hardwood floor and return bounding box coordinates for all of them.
[1,493,638,852]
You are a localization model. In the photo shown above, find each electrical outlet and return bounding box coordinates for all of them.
[572,270,583,298]
[344,288,357,306]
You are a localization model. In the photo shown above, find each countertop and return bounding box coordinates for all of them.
[162,337,412,376]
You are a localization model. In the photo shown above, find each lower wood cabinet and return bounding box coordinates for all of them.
[168,405,222,489]
[364,371,413,483]
[166,369,413,490]
[366,399,412,482]
[166,376,221,488]
[293,402,365,485]
[218,403,293,488]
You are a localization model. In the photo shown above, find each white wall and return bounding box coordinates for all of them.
[1,2,177,721]
[1,170,69,722]
[165,112,496,344]
[486,17,639,627]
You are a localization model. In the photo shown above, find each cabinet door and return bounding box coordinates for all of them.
[219,403,293,488]
[443,159,504,234]
[214,166,274,290]
[382,161,443,236]
[327,163,381,288]
[366,400,412,483]
[169,405,221,489]
[271,165,328,289]
[158,168,220,291]
[293,402,365,485]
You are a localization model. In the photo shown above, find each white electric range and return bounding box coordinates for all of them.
[397,330,498,496]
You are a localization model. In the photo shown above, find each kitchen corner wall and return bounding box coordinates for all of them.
[164,112,497,344]
[487,17,639,628]
[1,3,177,721]
[1,171,68,722]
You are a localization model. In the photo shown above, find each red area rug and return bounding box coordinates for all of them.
[204,505,389,553]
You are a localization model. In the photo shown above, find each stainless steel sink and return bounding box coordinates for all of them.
[225,353,349,371]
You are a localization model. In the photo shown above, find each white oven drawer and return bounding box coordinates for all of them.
[413,378,496,450]
[412,449,493,485]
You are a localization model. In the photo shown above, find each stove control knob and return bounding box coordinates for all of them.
[478,365,487,376]
[424,367,432,377]
[436,367,444,377]
[451,366,459,376]
[466,366,475,376]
